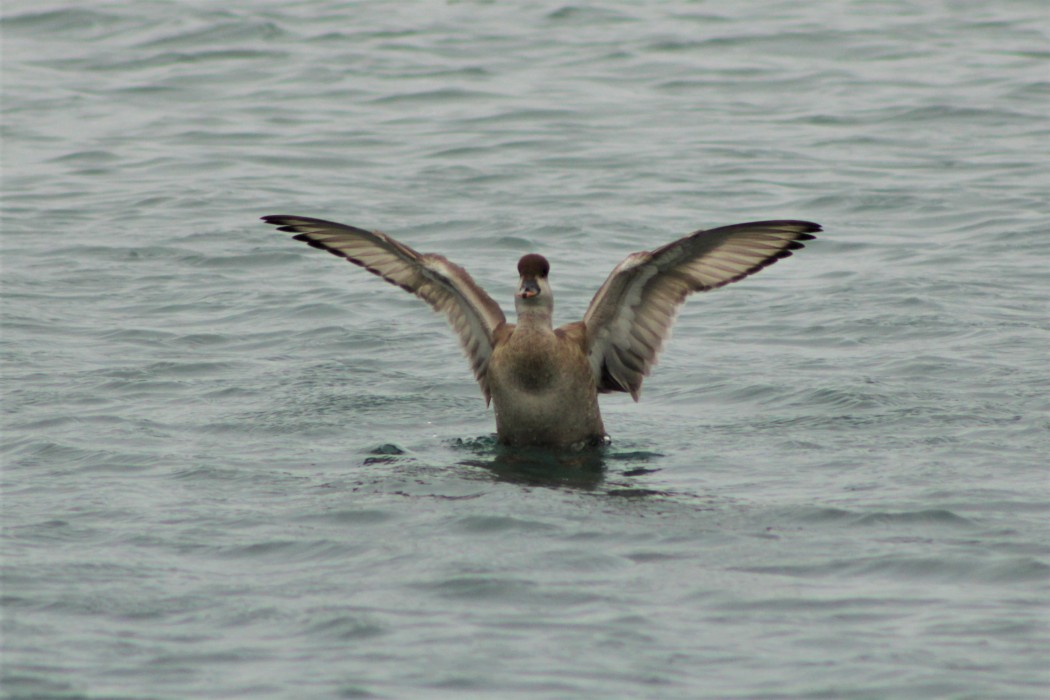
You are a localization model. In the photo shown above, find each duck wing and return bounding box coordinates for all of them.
[581,220,819,400]
[262,215,507,403]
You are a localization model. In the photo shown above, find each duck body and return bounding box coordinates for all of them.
[261,215,820,449]
[488,321,606,448]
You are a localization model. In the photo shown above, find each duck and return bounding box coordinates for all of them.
[262,215,819,449]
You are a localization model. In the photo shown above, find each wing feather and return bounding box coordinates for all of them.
[262,215,507,403]
[582,220,819,400]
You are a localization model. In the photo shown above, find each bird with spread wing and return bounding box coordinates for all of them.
[262,215,819,448]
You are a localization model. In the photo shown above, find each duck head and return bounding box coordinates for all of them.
[515,253,553,317]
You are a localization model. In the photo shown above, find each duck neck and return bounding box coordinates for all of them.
[514,301,553,332]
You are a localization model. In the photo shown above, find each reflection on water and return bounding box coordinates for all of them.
[451,435,607,488]
[450,436,668,492]
[470,447,608,489]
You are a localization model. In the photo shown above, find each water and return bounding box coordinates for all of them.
[3,1,1048,698]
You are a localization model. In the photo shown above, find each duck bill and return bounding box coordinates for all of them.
[517,279,540,299]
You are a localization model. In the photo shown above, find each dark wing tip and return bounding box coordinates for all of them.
[756,220,821,237]
[774,220,821,246]
[702,219,822,288]
[291,232,333,249]
[261,214,313,233]
[771,219,820,232]
[789,220,821,237]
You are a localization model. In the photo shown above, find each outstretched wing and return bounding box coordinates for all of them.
[262,215,507,403]
[582,220,820,400]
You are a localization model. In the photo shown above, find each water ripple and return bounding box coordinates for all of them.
[4,1,1048,698]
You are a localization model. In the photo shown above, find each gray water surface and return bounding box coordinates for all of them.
[3,1,1049,698]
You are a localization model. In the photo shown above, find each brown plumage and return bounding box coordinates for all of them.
[262,214,819,448]
[517,253,550,278]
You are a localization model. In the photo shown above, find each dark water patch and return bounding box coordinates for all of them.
[170,465,245,482]
[461,455,607,490]
[619,467,661,477]
[90,378,193,398]
[462,107,579,125]
[102,359,247,380]
[113,85,183,98]
[452,514,559,535]
[858,555,1050,584]
[361,455,408,469]
[295,509,395,527]
[7,412,136,433]
[216,605,289,631]
[0,673,84,700]
[545,5,637,24]
[134,18,285,49]
[852,509,976,528]
[604,488,674,499]
[49,149,121,164]
[739,554,1050,585]
[171,332,235,348]
[304,614,386,642]
[925,615,1045,639]
[712,595,937,613]
[425,144,501,159]
[4,440,161,474]
[887,103,1048,125]
[988,538,1050,558]
[385,64,494,81]
[449,437,706,499]
[97,328,179,345]
[84,48,282,74]
[430,137,562,159]
[169,129,275,146]
[369,88,497,105]
[147,646,272,670]
[605,449,665,463]
[793,507,976,529]
[5,519,103,546]
[447,435,500,451]
[211,539,365,563]
[624,551,685,564]
[243,151,377,171]
[415,576,535,602]
[416,163,490,182]
[448,436,615,489]
[794,507,860,523]
[415,575,605,606]
[369,444,406,456]
[1,7,124,34]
